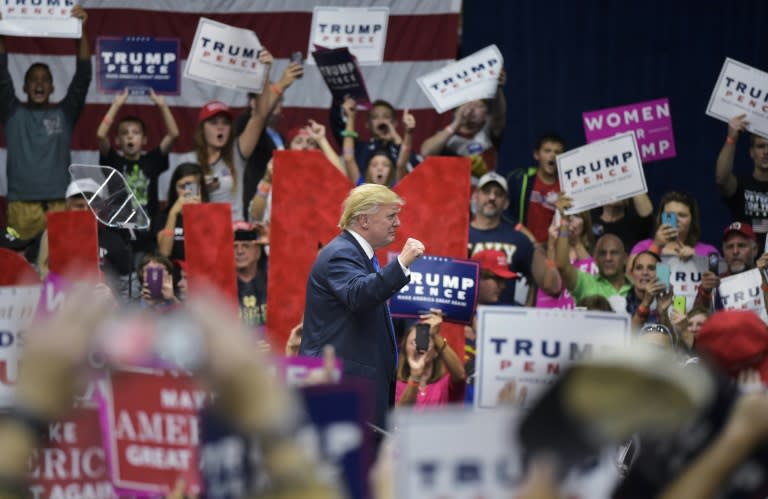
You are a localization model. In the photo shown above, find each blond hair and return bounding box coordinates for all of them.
[338,184,404,229]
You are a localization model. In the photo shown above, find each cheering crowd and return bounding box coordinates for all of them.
[2,4,768,499]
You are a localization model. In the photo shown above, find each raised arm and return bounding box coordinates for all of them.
[96,89,128,156]
[631,192,653,218]
[426,311,464,382]
[249,160,271,222]
[395,109,415,182]
[237,50,272,160]
[341,97,362,183]
[657,392,768,499]
[489,68,507,141]
[420,104,465,157]
[715,114,748,197]
[0,37,19,122]
[71,4,90,61]
[149,89,180,154]
[553,196,579,291]
[305,119,345,174]
[263,61,303,118]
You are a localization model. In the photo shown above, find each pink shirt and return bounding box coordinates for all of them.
[631,238,720,257]
[396,373,465,408]
[537,257,598,309]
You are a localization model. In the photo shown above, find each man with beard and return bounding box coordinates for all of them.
[506,133,566,243]
[693,222,768,310]
[716,114,768,249]
[468,172,560,305]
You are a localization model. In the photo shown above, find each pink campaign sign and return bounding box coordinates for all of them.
[582,97,676,163]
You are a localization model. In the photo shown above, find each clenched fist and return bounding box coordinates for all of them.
[399,237,425,268]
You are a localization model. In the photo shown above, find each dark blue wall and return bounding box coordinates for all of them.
[462,1,768,246]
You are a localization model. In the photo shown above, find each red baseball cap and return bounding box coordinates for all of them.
[696,310,768,382]
[285,126,310,147]
[472,250,517,279]
[723,221,756,242]
[197,101,233,124]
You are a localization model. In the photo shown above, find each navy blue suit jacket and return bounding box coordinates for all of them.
[300,230,410,429]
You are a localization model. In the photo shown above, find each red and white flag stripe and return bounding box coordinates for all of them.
[0,0,461,198]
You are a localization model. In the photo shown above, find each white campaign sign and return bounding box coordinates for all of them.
[184,17,267,93]
[0,286,41,407]
[417,44,502,113]
[393,405,621,499]
[307,6,389,65]
[718,268,768,323]
[475,306,630,409]
[394,406,523,498]
[706,58,768,139]
[557,131,647,214]
[664,255,708,313]
[0,4,81,38]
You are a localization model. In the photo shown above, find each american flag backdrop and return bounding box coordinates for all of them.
[0,0,462,202]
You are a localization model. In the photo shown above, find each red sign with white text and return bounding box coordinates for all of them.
[101,368,208,496]
[29,405,115,499]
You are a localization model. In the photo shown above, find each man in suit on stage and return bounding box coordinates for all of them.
[300,183,425,431]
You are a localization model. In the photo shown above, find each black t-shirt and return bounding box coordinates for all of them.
[724,175,768,250]
[237,272,267,328]
[99,226,132,276]
[468,221,535,305]
[101,147,169,253]
[592,203,654,254]
[235,112,278,220]
[100,146,169,221]
[150,209,185,261]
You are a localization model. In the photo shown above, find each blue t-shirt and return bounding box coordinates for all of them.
[468,221,535,305]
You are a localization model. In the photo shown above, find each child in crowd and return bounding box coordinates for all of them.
[97,88,180,223]
[97,89,180,259]
[341,96,415,186]
[329,95,421,182]
[152,162,209,263]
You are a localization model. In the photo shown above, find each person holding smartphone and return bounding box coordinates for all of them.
[625,250,674,331]
[629,191,719,264]
[152,162,209,263]
[693,222,768,312]
[137,254,179,309]
[395,310,466,407]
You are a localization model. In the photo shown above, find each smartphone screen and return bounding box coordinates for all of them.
[655,263,671,287]
[673,296,687,314]
[414,324,430,353]
[708,252,720,274]
[183,182,198,198]
[146,267,164,300]
[662,212,677,229]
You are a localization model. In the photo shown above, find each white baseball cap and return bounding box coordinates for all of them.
[65,178,104,199]
[477,171,508,193]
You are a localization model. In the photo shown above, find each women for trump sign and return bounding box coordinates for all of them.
[582,98,676,163]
